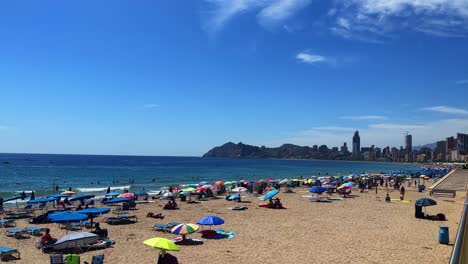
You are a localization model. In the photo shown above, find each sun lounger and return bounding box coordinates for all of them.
[5,229,30,239]
[25,226,45,236]
[0,246,20,261]
[153,221,181,232]
[65,254,80,264]
[104,215,137,225]
[0,219,16,228]
[4,211,34,219]
[50,254,65,264]
[91,254,105,264]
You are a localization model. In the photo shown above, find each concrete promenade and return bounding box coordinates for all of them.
[431,169,468,191]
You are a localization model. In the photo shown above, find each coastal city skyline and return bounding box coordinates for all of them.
[0,1,467,156]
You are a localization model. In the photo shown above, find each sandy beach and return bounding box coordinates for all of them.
[1,184,464,264]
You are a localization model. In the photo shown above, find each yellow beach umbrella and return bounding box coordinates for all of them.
[182,187,196,192]
[144,237,180,256]
[419,175,426,178]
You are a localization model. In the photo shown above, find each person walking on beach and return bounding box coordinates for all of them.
[400,186,405,200]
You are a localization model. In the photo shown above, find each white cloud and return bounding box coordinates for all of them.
[143,104,159,109]
[296,52,327,64]
[456,79,468,85]
[422,105,468,115]
[203,0,312,32]
[268,118,468,148]
[330,0,468,40]
[340,115,387,120]
[312,126,357,132]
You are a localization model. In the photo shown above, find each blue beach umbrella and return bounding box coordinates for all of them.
[77,207,110,216]
[105,192,120,197]
[4,195,23,202]
[309,186,327,194]
[48,194,70,199]
[103,197,132,204]
[134,191,148,196]
[321,185,334,189]
[227,194,240,201]
[415,198,437,207]
[28,197,57,204]
[188,184,199,188]
[48,212,88,223]
[69,194,95,202]
[197,215,225,226]
[263,189,279,201]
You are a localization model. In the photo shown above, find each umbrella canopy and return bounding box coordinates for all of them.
[182,187,196,193]
[215,181,224,185]
[232,187,247,193]
[199,181,208,185]
[61,191,75,195]
[4,195,23,202]
[162,192,175,197]
[76,207,110,216]
[105,192,120,197]
[143,237,180,251]
[48,194,70,199]
[263,189,279,201]
[202,185,213,189]
[48,212,88,223]
[103,197,132,204]
[54,232,97,245]
[415,198,437,207]
[69,194,95,202]
[419,175,427,178]
[188,184,199,188]
[134,191,149,196]
[120,193,134,199]
[309,186,327,194]
[197,215,225,226]
[171,223,199,235]
[227,194,240,201]
[28,197,57,204]
[321,185,334,189]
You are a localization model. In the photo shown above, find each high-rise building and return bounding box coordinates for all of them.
[340,142,349,154]
[457,133,468,155]
[446,136,457,161]
[405,133,412,162]
[436,140,447,161]
[352,130,360,158]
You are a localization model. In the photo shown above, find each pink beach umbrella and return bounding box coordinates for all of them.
[120,193,134,199]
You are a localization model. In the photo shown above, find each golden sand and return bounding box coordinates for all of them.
[1,185,463,264]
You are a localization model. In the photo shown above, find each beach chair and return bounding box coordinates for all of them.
[0,246,20,261]
[0,219,16,228]
[25,226,44,236]
[5,229,30,239]
[104,215,137,225]
[65,254,80,264]
[153,221,181,232]
[50,254,65,264]
[91,254,104,264]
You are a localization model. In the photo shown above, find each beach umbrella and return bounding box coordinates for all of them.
[215,181,224,185]
[61,191,75,195]
[279,179,289,184]
[171,223,199,239]
[48,212,88,223]
[415,198,437,207]
[70,194,95,202]
[224,181,233,185]
[103,197,132,204]
[143,237,180,256]
[263,189,279,201]
[202,185,213,189]
[343,182,355,188]
[162,192,175,198]
[337,185,350,190]
[28,197,57,204]
[4,195,23,202]
[309,186,327,194]
[120,193,134,199]
[197,215,225,226]
[232,187,247,193]
[134,191,149,196]
[48,194,70,199]
[321,185,334,189]
[54,232,98,245]
[188,184,199,188]
[227,194,240,201]
[182,187,196,193]
[196,187,206,192]
[77,207,110,226]
[199,181,208,185]
[105,192,120,197]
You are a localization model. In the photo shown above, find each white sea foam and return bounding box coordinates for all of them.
[76,185,131,193]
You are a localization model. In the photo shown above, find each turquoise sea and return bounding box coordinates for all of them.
[0,153,419,199]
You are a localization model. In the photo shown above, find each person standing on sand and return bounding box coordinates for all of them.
[0,197,4,213]
[400,186,405,200]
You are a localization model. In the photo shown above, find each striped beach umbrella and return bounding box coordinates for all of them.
[171,223,199,238]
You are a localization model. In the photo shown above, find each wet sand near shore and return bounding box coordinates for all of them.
[1,184,464,264]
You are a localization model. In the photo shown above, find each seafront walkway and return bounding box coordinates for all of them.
[430,169,468,192]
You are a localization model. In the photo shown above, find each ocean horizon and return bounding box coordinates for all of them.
[0,153,420,200]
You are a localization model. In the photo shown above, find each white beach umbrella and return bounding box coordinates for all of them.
[232,187,247,193]
[162,192,175,197]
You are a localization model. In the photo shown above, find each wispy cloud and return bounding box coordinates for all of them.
[312,126,356,132]
[456,80,468,85]
[329,0,468,41]
[340,115,387,120]
[296,52,327,64]
[203,0,312,32]
[368,123,427,129]
[422,106,468,115]
[143,104,159,109]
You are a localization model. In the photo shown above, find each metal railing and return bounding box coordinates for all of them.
[449,190,468,264]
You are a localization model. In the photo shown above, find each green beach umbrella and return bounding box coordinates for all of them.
[144,237,180,256]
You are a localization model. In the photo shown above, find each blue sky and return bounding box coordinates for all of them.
[0,0,468,156]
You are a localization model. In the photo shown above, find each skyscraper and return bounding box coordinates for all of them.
[458,133,468,155]
[405,133,412,162]
[352,130,360,159]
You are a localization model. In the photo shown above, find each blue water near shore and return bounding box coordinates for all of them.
[0,153,419,198]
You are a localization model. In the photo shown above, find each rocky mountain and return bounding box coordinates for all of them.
[202,142,345,160]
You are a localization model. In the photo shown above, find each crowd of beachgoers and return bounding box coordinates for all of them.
[0,164,458,263]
